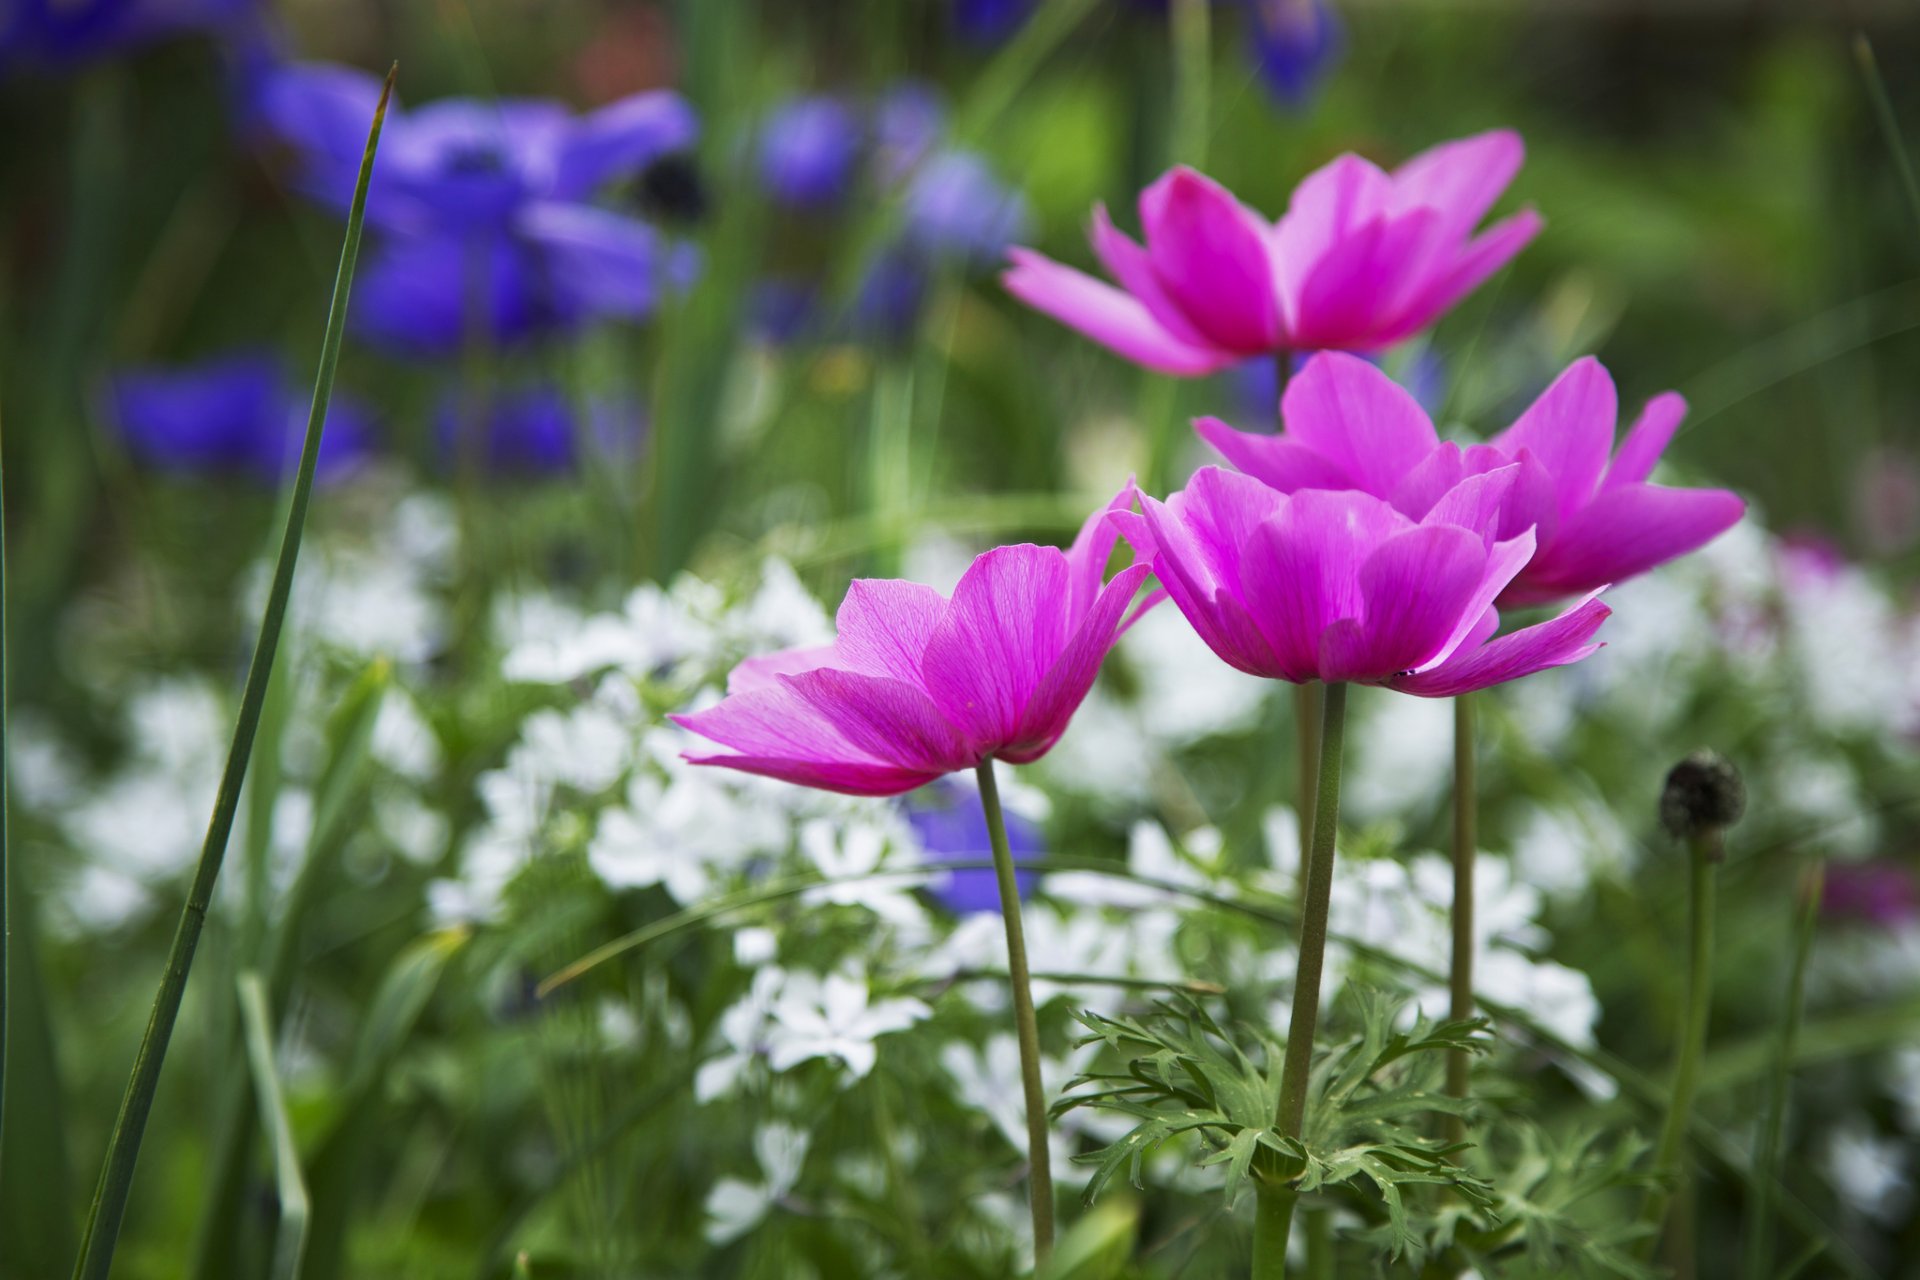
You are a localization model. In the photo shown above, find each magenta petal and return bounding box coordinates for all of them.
[781,668,974,773]
[1385,208,1541,343]
[679,750,944,797]
[1090,205,1213,349]
[1194,416,1352,493]
[1509,483,1747,604]
[1421,463,1520,543]
[1115,498,1281,677]
[1270,153,1394,321]
[1389,129,1525,243]
[1604,391,1687,490]
[1493,357,1617,520]
[1321,524,1487,679]
[672,683,898,774]
[727,645,840,694]
[1388,441,1468,519]
[1064,482,1139,622]
[920,544,1072,752]
[1392,594,1610,697]
[1240,489,1410,681]
[1002,249,1229,376]
[1288,209,1441,350]
[835,579,946,685]
[1280,353,1439,499]
[1002,563,1152,762]
[1423,529,1536,671]
[1139,167,1281,353]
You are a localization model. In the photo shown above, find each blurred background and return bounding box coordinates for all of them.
[3,2,1920,1277]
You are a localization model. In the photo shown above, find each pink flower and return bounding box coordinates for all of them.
[1197,352,1747,607]
[673,490,1155,796]
[1112,464,1608,697]
[1001,130,1540,374]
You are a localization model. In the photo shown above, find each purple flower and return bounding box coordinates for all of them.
[757,95,862,207]
[436,386,644,475]
[1113,465,1609,696]
[1822,862,1920,931]
[1,0,252,69]
[904,151,1031,264]
[674,487,1156,795]
[952,0,1034,43]
[110,353,371,483]
[256,61,699,354]
[905,780,1044,913]
[874,83,945,184]
[1248,0,1342,109]
[1197,353,1747,606]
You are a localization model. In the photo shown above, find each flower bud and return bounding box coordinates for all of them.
[1659,750,1746,850]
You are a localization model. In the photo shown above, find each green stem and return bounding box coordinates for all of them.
[1259,682,1348,1279]
[1303,1205,1332,1280]
[68,68,395,1280]
[1292,683,1321,900]
[1638,831,1721,1260]
[1743,863,1822,1280]
[1446,693,1477,1139]
[977,759,1055,1264]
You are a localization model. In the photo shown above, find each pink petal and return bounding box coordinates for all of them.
[1194,415,1352,493]
[1392,594,1610,698]
[1421,463,1520,543]
[1139,167,1282,353]
[1064,482,1139,622]
[1089,205,1213,349]
[727,645,839,694]
[835,579,946,685]
[1279,353,1439,499]
[1317,524,1488,680]
[679,750,944,797]
[1270,152,1393,325]
[1114,498,1282,677]
[1422,529,1536,671]
[1507,483,1747,605]
[1240,488,1412,681]
[919,544,1072,752]
[1492,357,1617,521]
[1388,129,1525,244]
[1287,209,1442,350]
[1003,249,1230,376]
[1002,563,1153,762]
[1382,209,1541,344]
[1604,391,1687,490]
[782,668,974,773]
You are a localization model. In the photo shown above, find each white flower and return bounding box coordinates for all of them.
[371,689,441,782]
[697,967,788,1103]
[704,1178,773,1246]
[519,702,633,795]
[1823,1121,1912,1225]
[798,817,928,931]
[766,969,929,1081]
[1345,692,1453,822]
[376,791,449,864]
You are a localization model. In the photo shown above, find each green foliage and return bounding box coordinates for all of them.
[1058,989,1497,1261]
[1450,1125,1658,1280]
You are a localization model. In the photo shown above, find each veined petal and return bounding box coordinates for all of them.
[1508,483,1746,605]
[1089,205,1213,349]
[1240,488,1410,681]
[781,668,974,773]
[1280,353,1439,499]
[1604,391,1688,490]
[1493,356,1617,521]
[1421,528,1536,671]
[679,750,944,797]
[1003,249,1231,376]
[1270,152,1394,325]
[1392,593,1609,698]
[1288,208,1441,350]
[1002,563,1152,762]
[920,545,1072,752]
[1113,502,1280,677]
[834,579,947,685]
[727,645,840,694]
[1194,416,1352,493]
[1318,524,1487,680]
[1139,167,1281,352]
[1381,208,1540,344]
[1421,463,1520,543]
[1063,482,1140,623]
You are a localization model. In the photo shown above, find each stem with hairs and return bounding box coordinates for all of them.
[1256,681,1348,1280]
[68,66,394,1280]
[1445,693,1477,1137]
[977,758,1055,1264]
[1638,829,1722,1259]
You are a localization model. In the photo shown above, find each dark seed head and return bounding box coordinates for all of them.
[1660,750,1746,844]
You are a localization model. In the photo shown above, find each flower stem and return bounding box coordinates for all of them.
[67,67,395,1280]
[1638,830,1721,1259]
[1257,681,1348,1278]
[1742,862,1822,1280]
[977,758,1055,1265]
[1445,693,1476,1139]
[1292,684,1321,898]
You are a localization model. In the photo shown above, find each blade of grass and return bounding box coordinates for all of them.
[1,402,9,1175]
[0,867,76,1277]
[68,65,396,1280]
[1855,33,1920,247]
[1743,863,1822,1280]
[237,972,308,1280]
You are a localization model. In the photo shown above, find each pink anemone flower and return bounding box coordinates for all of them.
[1112,465,1608,697]
[1002,130,1541,375]
[1197,352,1747,607]
[673,489,1157,796]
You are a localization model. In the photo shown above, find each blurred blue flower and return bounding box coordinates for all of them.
[0,0,252,70]
[951,0,1034,44]
[1232,346,1445,424]
[110,353,371,483]
[904,780,1043,914]
[873,82,945,184]
[256,61,699,355]
[757,95,861,208]
[436,386,644,475]
[903,150,1031,264]
[1248,0,1341,109]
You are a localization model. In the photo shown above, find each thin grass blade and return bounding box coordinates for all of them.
[68,64,397,1280]
[237,972,308,1280]
[1742,862,1823,1280]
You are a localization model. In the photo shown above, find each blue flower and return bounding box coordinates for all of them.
[902,150,1030,264]
[110,353,372,483]
[1248,0,1341,110]
[757,95,862,208]
[255,61,699,355]
[435,386,644,475]
[951,0,1034,44]
[1,0,252,70]
[904,780,1044,915]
